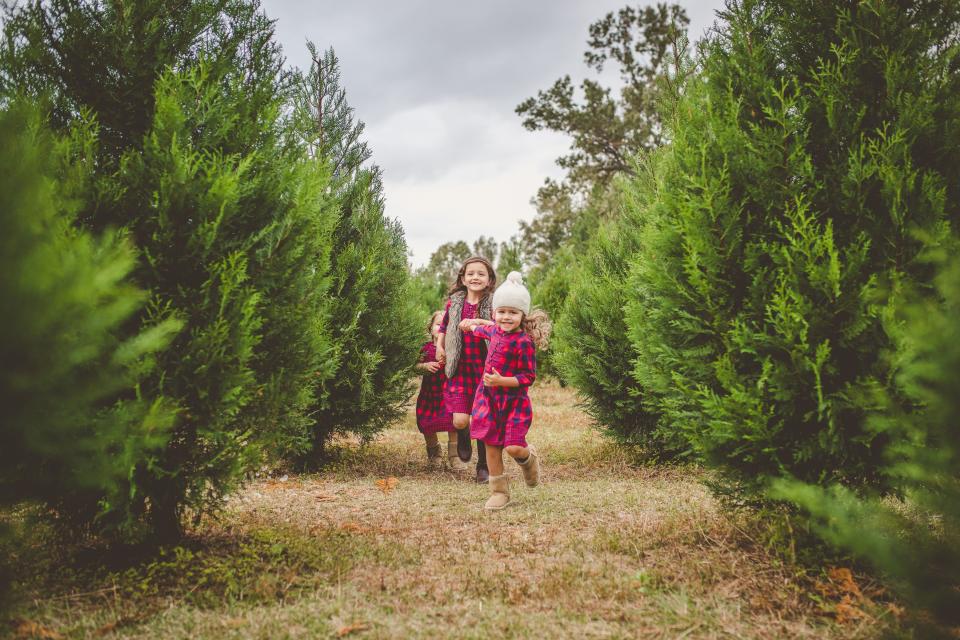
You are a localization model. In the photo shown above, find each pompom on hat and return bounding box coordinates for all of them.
[492,271,531,315]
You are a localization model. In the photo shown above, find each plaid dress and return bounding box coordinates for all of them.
[415,342,455,434]
[439,298,488,414]
[469,325,537,447]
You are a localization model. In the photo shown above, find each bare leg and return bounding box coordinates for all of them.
[483,445,510,510]
[506,444,539,487]
[504,445,529,461]
[486,445,505,476]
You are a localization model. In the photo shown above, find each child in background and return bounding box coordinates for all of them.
[458,271,551,510]
[435,256,496,481]
[415,310,456,468]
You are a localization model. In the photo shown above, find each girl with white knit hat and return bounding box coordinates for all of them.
[458,271,551,510]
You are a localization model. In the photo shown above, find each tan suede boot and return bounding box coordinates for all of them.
[484,474,511,511]
[426,443,443,470]
[447,440,470,472]
[517,445,540,487]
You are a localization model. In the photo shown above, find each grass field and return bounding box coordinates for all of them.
[4,382,905,639]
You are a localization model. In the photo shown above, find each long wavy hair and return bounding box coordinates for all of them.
[447,256,497,297]
[520,309,552,350]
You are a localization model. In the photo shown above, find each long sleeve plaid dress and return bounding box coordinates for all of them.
[439,298,487,415]
[415,341,455,434]
[468,325,537,447]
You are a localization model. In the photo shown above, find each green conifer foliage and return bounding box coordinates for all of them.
[772,250,960,625]
[96,66,265,539]
[526,246,574,381]
[624,0,960,490]
[294,45,420,456]
[315,171,420,449]
[0,103,179,531]
[553,195,668,449]
[2,0,342,540]
[241,148,338,460]
[0,0,281,172]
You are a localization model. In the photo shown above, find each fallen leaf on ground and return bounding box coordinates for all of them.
[835,598,869,625]
[336,622,370,636]
[828,567,863,598]
[375,477,399,493]
[816,567,873,624]
[12,619,64,639]
[315,493,339,501]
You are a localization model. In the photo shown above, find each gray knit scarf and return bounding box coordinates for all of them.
[444,290,492,378]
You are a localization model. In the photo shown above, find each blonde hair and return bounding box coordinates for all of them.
[521,309,552,350]
[426,309,444,338]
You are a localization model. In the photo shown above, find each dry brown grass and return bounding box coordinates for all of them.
[6,382,904,639]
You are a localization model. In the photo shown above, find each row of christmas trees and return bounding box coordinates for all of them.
[548,0,959,623]
[0,0,420,551]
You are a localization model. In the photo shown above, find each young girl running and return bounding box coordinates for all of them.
[414,310,456,468]
[435,256,496,482]
[458,271,550,510]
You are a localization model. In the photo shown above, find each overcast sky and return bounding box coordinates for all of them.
[260,1,726,266]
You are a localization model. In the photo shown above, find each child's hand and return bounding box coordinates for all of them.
[423,361,441,373]
[458,319,476,331]
[483,368,504,387]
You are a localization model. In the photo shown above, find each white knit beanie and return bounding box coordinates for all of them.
[492,271,530,315]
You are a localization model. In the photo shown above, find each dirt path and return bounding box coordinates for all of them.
[14,383,896,639]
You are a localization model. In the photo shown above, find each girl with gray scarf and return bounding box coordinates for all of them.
[435,256,496,482]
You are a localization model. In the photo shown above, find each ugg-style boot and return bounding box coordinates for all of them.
[447,440,470,471]
[517,446,540,487]
[484,474,511,511]
[426,443,443,470]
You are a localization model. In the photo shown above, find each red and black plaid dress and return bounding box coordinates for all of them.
[439,298,488,415]
[469,325,537,447]
[416,341,455,434]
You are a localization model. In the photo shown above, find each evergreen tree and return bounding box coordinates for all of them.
[624,0,960,492]
[294,42,372,180]
[773,249,960,626]
[241,147,339,460]
[294,45,420,456]
[0,0,282,174]
[496,236,524,276]
[97,65,267,539]
[0,103,179,537]
[407,264,448,324]
[553,185,669,449]
[1,0,338,540]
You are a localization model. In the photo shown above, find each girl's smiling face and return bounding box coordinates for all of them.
[461,261,490,294]
[495,306,523,332]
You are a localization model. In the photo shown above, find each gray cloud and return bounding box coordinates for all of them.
[260,0,725,264]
